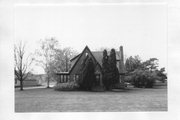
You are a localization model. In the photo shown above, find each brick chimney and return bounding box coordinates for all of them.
[119,46,125,73]
[119,46,125,83]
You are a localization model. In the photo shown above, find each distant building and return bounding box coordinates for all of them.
[57,46,125,86]
[15,73,46,87]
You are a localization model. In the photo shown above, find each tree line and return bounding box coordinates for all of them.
[14,38,167,91]
[102,49,119,90]
[14,37,78,90]
[125,56,167,88]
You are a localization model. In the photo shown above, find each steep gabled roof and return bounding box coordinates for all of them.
[91,51,120,66]
[69,46,102,74]
[70,54,80,62]
[70,50,120,67]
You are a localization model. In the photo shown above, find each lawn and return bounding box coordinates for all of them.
[15,86,167,112]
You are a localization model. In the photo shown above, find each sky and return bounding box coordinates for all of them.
[14,4,167,74]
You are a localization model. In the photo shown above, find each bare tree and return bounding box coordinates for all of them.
[35,37,58,88]
[14,41,34,90]
[53,47,78,72]
[35,37,79,86]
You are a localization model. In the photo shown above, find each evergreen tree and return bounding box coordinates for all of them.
[81,57,96,90]
[108,49,119,87]
[102,49,109,90]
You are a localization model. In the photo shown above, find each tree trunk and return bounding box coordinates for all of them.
[47,76,50,88]
[20,79,23,91]
[47,80,50,88]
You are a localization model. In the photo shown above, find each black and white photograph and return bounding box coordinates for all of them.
[14,3,168,112]
[0,0,180,120]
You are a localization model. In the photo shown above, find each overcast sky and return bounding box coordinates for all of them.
[15,4,167,73]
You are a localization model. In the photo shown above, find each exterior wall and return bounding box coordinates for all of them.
[69,48,102,85]
[119,46,125,83]
[116,61,120,72]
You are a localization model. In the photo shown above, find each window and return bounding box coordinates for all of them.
[76,75,79,81]
[67,75,70,81]
[96,74,100,81]
[73,75,76,81]
[64,75,66,82]
[61,75,63,82]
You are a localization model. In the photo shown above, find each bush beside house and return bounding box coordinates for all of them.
[124,56,167,88]
[54,81,79,91]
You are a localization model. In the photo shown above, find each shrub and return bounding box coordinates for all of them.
[91,86,105,92]
[113,83,126,89]
[54,81,79,91]
[125,55,167,88]
[131,69,155,88]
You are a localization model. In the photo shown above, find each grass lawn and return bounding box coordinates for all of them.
[15,86,167,112]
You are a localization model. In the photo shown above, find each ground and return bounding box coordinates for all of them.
[15,85,167,112]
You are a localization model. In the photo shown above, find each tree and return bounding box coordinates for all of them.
[142,58,159,71]
[102,49,109,90]
[79,57,96,90]
[125,56,167,88]
[35,37,58,88]
[108,49,119,87]
[53,47,78,73]
[156,67,167,83]
[14,41,34,90]
[35,37,79,86]
[125,55,142,73]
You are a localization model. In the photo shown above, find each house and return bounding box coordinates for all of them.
[15,73,46,87]
[56,46,125,86]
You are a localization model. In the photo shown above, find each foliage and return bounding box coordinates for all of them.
[125,55,142,72]
[108,49,119,87]
[102,49,109,90]
[35,37,78,87]
[125,56,167,88]
[35,37,58,88]
[79,57,96,90]
[53,47,78,73]
[102,48,120,90]
[91,86,105,92]
[113,83,127,89]
[131,69,156,88]
[54,81,79,91]
[142,58,159,71]
[14,41,34,90]
[156,67,167,83]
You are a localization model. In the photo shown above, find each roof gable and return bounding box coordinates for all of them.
[69,46,102,74]
[70,54,80,62]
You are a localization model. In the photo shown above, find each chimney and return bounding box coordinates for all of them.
[120,46,124,64]
[119,46,125,84]
[119,46,125,74]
